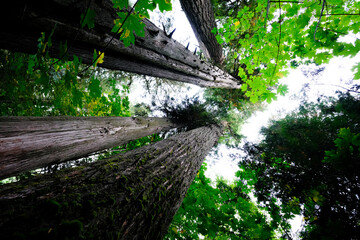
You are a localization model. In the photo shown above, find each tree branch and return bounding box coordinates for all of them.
[314,0,326,41]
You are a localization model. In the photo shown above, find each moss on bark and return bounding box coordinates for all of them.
[0,125,222,240]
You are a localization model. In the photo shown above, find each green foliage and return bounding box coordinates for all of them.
[238,91,360,238]
[323,128,360,172]
[213,0,360,102]
[112,0,129,10]
[112,12,146,47]
[165,163,277,240]
[0,34,131,117]
[111,0,172,47]
[80,8,96,29]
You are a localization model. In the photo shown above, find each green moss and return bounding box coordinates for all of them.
[43,199,62,217]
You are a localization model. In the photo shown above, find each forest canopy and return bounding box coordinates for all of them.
[238,91,360,239]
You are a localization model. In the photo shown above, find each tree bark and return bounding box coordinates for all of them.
[179,0,224,65]
[0,0,239,88]
[0,124,222,240]
[0,116,180,180]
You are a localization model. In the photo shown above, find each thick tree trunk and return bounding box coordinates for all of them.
[179,0,224,65]
[0,0,239,88]
[0,124,222,240]
[0,116,180,180]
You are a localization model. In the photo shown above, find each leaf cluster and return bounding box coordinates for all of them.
[111,0,172,47]
[0,33,131,117]
[238,90,360,238]
[213,0,360,103]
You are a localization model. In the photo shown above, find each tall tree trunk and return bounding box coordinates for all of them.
[0,124,222,240]
[0,0,239,88]
[0,116,180,180]
[179,0,224,65]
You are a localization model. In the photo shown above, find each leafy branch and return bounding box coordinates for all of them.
[214,0,360,103]
[82,0,140,73]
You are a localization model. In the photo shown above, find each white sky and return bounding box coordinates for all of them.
[148,0,199,51]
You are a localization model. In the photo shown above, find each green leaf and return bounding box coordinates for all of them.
[155,0,172,12]
[241,83,248,91]
[112,0,128,9]
[250,95,258,103]
[89,78,102,98]
[352,62,360,80]
[296,14,310,29]
[72,55,81,72]
[113,12,145,47]
[135,0,154,17]
[80,9,96,29]
[352,134,360,146]
[72,87,83,109]
[261,92,277,104]
[277,84,288,96]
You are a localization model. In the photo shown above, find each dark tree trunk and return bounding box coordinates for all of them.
[179,0,224,65]
[0,116,180,180]
[0,0,239,88]
[0,124,222,240]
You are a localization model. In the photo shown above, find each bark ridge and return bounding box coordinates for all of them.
[0,116,179,179]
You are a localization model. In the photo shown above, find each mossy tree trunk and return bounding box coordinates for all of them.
[0,124,222,240]
[0,116,180,180]
[0,0,239,88]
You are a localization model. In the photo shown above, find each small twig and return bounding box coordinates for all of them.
[278,0,282,48]
[314,0,326,41]
[272,0,282,77]
[265,0,271,29]
[280,223,293,240]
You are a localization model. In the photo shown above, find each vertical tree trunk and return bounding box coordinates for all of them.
[0,124,222,240]
[0,0,239,88]
[179,0,224,65]
[0,116,180,180]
